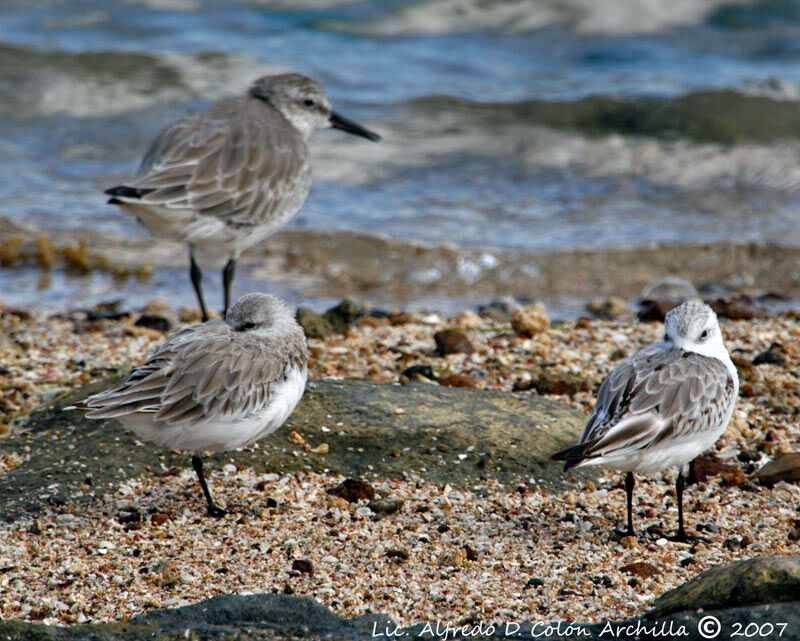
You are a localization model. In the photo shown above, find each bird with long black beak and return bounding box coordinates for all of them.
[105,73,381,321]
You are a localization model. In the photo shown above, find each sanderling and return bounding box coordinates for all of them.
[68,293,308,517]
[106,73,381,321]
[551,300,739,541]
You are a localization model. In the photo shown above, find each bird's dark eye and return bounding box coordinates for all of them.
[699,329,709,340]
[303,99,315,107]
[238,321,257,331]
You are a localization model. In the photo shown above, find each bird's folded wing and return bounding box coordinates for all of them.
[130,102,309,226]
[81,324,289,426]
[577,347,734,459]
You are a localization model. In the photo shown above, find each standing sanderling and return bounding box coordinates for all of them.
[68,293,308,517]
[106,73,381,321]
[551,300,739,541]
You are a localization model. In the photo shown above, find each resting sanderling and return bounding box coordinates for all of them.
[106,73,381,321]
[69,293,308,517]
[551,300,738,541]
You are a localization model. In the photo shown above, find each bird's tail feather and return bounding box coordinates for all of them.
[105,185,155,202]
[549,438,599,471]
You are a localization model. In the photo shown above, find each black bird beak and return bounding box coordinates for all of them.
[330,111,381,142]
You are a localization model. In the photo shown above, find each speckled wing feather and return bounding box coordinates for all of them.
[81,321,306,426]
[130,98,311,228]
[556,345,736,466]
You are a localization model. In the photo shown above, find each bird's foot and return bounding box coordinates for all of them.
[206,502,247,518]
[612,526,637,539]
[206,504,228,518]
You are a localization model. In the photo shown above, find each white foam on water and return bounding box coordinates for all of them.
[352,0,756,36]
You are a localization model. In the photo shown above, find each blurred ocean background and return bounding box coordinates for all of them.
[1,0,800,313]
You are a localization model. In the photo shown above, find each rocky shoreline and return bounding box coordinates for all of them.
[0,295,799,635]
[3,217,800,312]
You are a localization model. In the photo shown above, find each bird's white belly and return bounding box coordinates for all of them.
[577,425,726,475]
[118,366,307,453]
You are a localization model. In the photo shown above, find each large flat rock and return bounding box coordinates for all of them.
[650,555,800,618]
[1,589,799,641]
[0,378,593,521]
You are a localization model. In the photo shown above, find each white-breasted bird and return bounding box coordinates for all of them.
[551,300,739,541]
[106,73,381,321]
[69,293,308,517]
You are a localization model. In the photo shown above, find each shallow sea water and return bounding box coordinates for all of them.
[2,0,800,311]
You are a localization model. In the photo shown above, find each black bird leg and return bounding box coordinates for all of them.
[222,256,237,319]
[674,466,688,541]
[615,471,636,537]
[189,247,209,322]
[668,466,710,542]
[191,453,226,518]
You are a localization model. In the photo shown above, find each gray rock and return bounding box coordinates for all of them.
[2,592,800,641]
[649,555,800,618]
[323,299,359,333]
[0,379,592,521]
[0,593,394,640]
[295,307,334,339]
[758,453,800,485]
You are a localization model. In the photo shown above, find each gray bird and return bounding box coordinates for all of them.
[106,73,381,321]
[69,293,308,517]
[551,301,738,541]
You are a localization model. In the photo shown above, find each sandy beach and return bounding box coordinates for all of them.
[0,299,798,627]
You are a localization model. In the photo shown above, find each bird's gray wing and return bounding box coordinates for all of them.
[81,323,300,426]
[577,346,735,459]
[131,99,311,227]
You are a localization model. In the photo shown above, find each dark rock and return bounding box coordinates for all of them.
[477,300,513,322]
[637,299,681,322]
[151,513,169,526]
[118,509,141,525]
[367,498,404,514]
[296,307,335,339]
[434,329,474,355]
[757,290,792,303]
[292,559,314,575]
[327,479,375,503]
[758,453,800,485]
[708,294,771,320]
[620,562,660,578]
[526,577,544,587]
[463,545,478,561]
[401,364,435,381]
[737,450,760,463]
[515,372,593,396]
[650,555,800,618]
[385,549,409,561]
[2,589,800,641]
[86,300,130,321]
[439,373,478,388]
[324,299,359,333]
[134,314,171,332]
[688,454,746,487]
[752,348,786,366]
